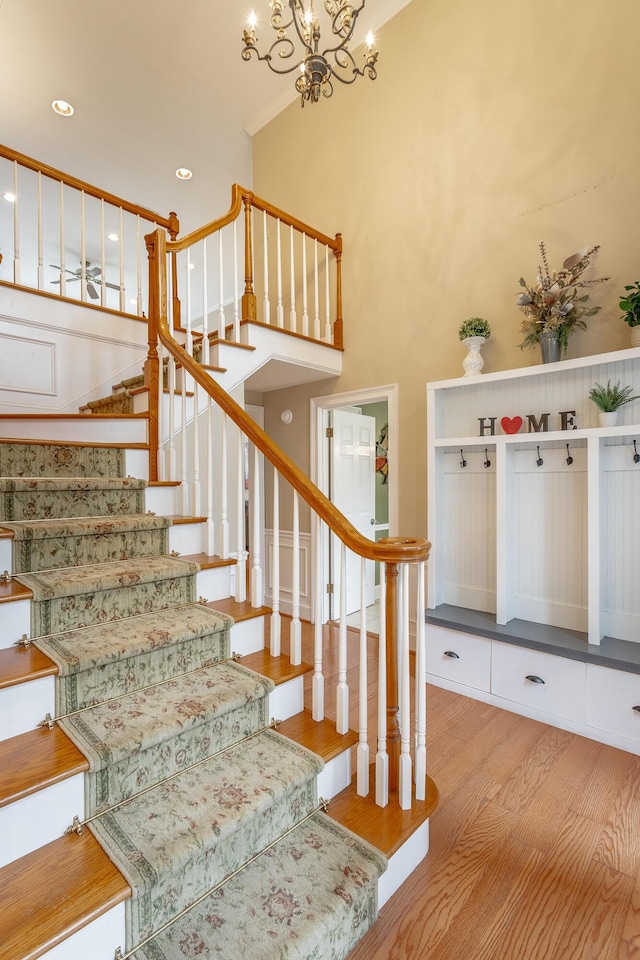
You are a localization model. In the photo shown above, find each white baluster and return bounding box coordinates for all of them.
[233,220,240,341]
[290,490,301,664]
[312,512,325,721]
[324,243,331,342]
[336,542,349,735]
[251,444,263,607]
[180,367,189,514]
[118,207,124,312]
[276,218,284,328]
[12,161,20,284]
[218,230,225,340]
[301,233,308,336]
[58,181,65,296]
[399,563,412,810]
[166,258,177,482]
[220,414,229,559]
[357,557,369,797]
[415,561,427,801]
[136,215,143,316]
[80,191,86,301]
[202,237,210,364]
[270,468,281,657]
[263,210,270,325]
[37,172,43,289]
[100,199,106,306]
[289,224,296,331]
[313,238,320,340]
[205,395,215,555]
[157,341,165,481]
[192,383,201,516]
[376,571,389,807]
[235,432,247,601]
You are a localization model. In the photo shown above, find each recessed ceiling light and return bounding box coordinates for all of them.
[188,263,196,270]
[107,232,119,241]
[2,191,16,203]
[175,168,192,180]
[129,298,137,305]
[52,99,74,117]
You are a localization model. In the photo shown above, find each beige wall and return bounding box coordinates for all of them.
[253,0,640,543]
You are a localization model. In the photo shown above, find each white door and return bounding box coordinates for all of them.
[331,408,376,616]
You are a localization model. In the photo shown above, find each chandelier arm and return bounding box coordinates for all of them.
[320,0,367,55]
[325,45,377,85]
[288,0,315,57]
[242,37,305,75]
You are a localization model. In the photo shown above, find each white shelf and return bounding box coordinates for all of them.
[427,349,640,649]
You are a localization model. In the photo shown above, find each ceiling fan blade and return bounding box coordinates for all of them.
[105,281,121,290]
[87,282,100,300]
[87,266,102,277]
[51,276,80,284]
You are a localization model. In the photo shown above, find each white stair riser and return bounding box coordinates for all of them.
[168,522,206,555]
[0,420,146,444]
[378,819,430,909]
[0,599,30,649]
[316,749,352,802]
[268,676,304,724]
[229,616,265,657]
[0,675,54,741]
[125,448,149,480]
[0,540,10,573]
[40,903,126,960]
[144,485,177,515]
[196,566,230,602]
[0,773,84,868]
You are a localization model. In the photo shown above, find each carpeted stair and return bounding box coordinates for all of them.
[2,441,386,960]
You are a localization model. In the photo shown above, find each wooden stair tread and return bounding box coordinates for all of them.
[0,645,57,689]
[163,513,206,523]
[241,649,312,686]
[0,526,13,539]
[0,578,33,603]
[179,552,236,570]
[0,830,130,960]
[279,710,358,762]
[0,726,88,807]
[207,598,271,623]
[328,770,439,859]
[209,336,256,351]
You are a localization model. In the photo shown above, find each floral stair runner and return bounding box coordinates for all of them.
[3,441,386,960]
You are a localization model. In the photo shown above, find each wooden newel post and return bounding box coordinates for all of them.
[144,230,161,483]
[334,232,343,350]
[241,193,257,322]
[168,211,181,329]
[385,560,401,792]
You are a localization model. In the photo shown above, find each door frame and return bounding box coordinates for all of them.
[310,383,399,623]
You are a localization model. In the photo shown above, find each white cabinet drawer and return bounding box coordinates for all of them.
[491,642,586,723]
[425,624,491,691]
[587,664,640,744]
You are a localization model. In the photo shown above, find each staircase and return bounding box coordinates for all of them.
[0,439,393,960]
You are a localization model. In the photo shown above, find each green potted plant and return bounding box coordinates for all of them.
[459,317,490,377]
[516,242,608,362]
[589,379,640,427]
[619,281,640,347]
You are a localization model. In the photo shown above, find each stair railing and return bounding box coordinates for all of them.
[0,143,178,317]
[147,225,431,811]
[161,183,343,349]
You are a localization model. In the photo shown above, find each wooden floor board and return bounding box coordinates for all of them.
[492,723,574,817]
[553,862,634,960]
[571,745,634,824]
[594,756,640,877]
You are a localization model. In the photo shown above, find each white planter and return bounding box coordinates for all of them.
[461,336,486,377]
[598,410,618,428]
[631,326,640,348]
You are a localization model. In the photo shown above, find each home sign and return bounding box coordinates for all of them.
[478,411,577,436]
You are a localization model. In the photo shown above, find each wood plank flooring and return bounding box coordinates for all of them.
[270,615,640,960]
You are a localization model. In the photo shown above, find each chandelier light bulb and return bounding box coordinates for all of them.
[366,30,374,48]
[248,9,257,27]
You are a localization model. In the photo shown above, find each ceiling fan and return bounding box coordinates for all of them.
[50,261,120,300]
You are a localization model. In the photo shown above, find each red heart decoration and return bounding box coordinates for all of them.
[501,416,523,435]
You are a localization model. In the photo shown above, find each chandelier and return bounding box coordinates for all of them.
[242,1,378,106]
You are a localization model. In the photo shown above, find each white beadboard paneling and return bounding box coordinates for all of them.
[602,445,640,642]
[441,451,496,613]
[264,528,311,620]
[514,446,587,630]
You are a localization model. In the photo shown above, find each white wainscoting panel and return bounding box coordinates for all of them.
[0,332,55,394]
[264,528,311,620]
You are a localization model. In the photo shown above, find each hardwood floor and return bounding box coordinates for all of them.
[270,615,640,960]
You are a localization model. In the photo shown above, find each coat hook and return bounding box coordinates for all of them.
[634,440,640,465]
[460,448,467,468]
[484,448,491,468]
[536,445,544,467]
[566,443,573,466]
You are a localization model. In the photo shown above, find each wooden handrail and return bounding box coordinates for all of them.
[146,227,428,565]
[0,144,178,234]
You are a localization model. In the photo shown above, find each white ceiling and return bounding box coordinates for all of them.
[0,0,411,235]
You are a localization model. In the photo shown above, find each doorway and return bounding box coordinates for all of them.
[311,384,399,624]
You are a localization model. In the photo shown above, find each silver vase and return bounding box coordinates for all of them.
[539,330,561,363]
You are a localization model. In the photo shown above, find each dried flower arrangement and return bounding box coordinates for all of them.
[517,243,608,353]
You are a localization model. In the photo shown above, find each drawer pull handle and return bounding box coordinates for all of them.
[633,706,640,713]
[525,674,545,685]
[444,650,460,659]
